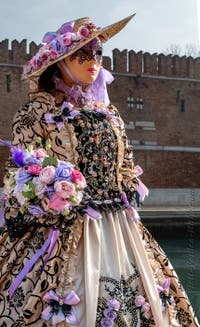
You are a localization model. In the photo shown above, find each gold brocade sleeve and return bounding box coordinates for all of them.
[3,92,60,240]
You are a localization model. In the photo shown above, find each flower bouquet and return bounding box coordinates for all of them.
[6,145,86,218]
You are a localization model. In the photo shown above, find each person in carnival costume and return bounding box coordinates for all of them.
[0,14,199,327]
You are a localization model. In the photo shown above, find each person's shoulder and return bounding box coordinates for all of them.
[15,92,55,119]
[29,91,55,105]
[107,103,120,116]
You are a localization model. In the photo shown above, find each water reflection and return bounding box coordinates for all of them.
[147,227,200,321]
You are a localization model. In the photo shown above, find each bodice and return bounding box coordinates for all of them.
[69,109,122,207]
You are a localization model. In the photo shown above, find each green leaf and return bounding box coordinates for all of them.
[22,181,36,200]
[42,156,58,168]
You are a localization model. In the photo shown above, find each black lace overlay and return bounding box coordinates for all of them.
[95,268,155,327]
[70,109,135,211]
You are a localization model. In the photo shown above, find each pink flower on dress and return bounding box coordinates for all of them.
[54,180,75,198]
[39,166,56,185]
[28,164,42,175]
[135,295,145,307]
[106,299,120,311]
[143,311,151,319]
[142,302,151,313]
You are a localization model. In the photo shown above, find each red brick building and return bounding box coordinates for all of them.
[0,40,200,187]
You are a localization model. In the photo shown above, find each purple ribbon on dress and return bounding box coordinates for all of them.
[135,165,149,202]
[121,191,140,222]
[157,278,174,311]
[45,102,80,130]
[9,228,60,298]
[84,206,102,220]
[41,289,80,325]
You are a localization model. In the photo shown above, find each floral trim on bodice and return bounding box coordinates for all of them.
[69,109,122,205]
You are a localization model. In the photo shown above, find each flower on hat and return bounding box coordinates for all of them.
[78,26,90,38]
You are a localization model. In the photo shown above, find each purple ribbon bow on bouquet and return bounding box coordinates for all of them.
[41,289,80,325]
[9,228,60,298]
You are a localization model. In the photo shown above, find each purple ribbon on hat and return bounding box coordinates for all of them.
[9,228,60,298]
[41,289,80,325]
[42,22,74,44]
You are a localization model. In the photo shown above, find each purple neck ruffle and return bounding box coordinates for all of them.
[53,66,114,107]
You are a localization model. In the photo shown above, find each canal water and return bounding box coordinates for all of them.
[148,227,200,321]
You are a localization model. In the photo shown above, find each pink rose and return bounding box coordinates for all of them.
[33,149,46,158]
[50,50,57,59]
[142,302,151,313]
[135,295,145,307]
[78,26,90,38]
[62,33,73,46]
[54,180,75,198]
[28,164,42,175]
[41,52,48,62]
[49,194,71,213]
[39,166,56,184]
[74,191,83,204]
[71,170,86,189]
[34,179,46,198]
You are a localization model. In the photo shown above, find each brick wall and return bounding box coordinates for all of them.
[0,40,199,187]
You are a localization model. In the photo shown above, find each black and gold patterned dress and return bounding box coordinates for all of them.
[0,90,199,327]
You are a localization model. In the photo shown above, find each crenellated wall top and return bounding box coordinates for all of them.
[1,39,200,78]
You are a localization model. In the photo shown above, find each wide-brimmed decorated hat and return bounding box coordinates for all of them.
[22,14,135,79]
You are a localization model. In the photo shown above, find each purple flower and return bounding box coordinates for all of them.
[106,299,120,311]
[55,161,74,181]
[28,205,45,217]
[59,21,74,34]
[103,309,117,320]
[26,156,39,165]
[45,185,55,199]
[42,32,57,43]
[16,171,32,185]
[135,295,145,307]
[12,147,27,167]
[100,318,114,327]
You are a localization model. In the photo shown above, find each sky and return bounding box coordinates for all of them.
[0,0,199,57]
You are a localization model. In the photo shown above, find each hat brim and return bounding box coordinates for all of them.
[23,13,135,80]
